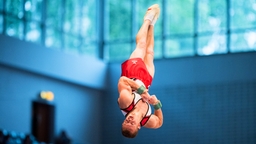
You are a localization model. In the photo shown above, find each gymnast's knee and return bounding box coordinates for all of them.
[136,37,147,49]
[146,50,154,57]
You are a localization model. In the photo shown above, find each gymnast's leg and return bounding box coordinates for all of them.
[129,5,159,60]
[144,25,155,78]
[144,5,160,78]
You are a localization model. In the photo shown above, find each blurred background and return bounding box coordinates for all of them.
[0,0,256,144]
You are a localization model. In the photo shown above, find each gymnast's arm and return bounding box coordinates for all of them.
[118,76,144,92]
[144,109,163,129]
[117,76,149,107]
[144,96,163,129]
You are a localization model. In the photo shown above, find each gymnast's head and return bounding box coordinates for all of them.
[121,112,141,138]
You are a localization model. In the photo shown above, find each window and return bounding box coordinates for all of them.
[197,0,228,55]
[0,0,3,33]
[5,0,24,39]
[165,0,195,58]
[1,0,98,57]
[45,0,62,50]
[0,15,2,34]
[1,0,255,61]
[230,0,256,52]
[104,0,256,61]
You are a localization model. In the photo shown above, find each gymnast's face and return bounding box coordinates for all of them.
[122,113,141,131]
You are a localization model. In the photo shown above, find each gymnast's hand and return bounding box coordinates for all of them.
[140,90,151,102]
[148,95,159,105]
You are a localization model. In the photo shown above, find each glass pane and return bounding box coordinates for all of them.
[104,43,132,61]
[5,16,23,39]
[24,0,42,21]
[197,34,227,55]
[230,31,256,52]
[0,0,3,11]
[64,0,80,35]
[230,0,256,29]
[198,0,227,33]
[6,0,23,18]
[137,0,162,36]
[0,15,2,33]
[165,37,194,58]
[46,0,62,28]
[81,43,98,57]
[166,0,194,35]
[154,39,163,59]
[25,21,41,43]
[45,28,62,49]
[105,0,132,40]
[63,34,81,53]
[81,0,97,39]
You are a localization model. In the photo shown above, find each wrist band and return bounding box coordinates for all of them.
[137,85,146,94]
[154,101,162,110]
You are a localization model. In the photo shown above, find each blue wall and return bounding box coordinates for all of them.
[0,35,107,89]
[1,33,256,144]
[0,35,107,144]
[104,53,256,144]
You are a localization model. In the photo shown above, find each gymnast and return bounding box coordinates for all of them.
[117,4,163,138]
